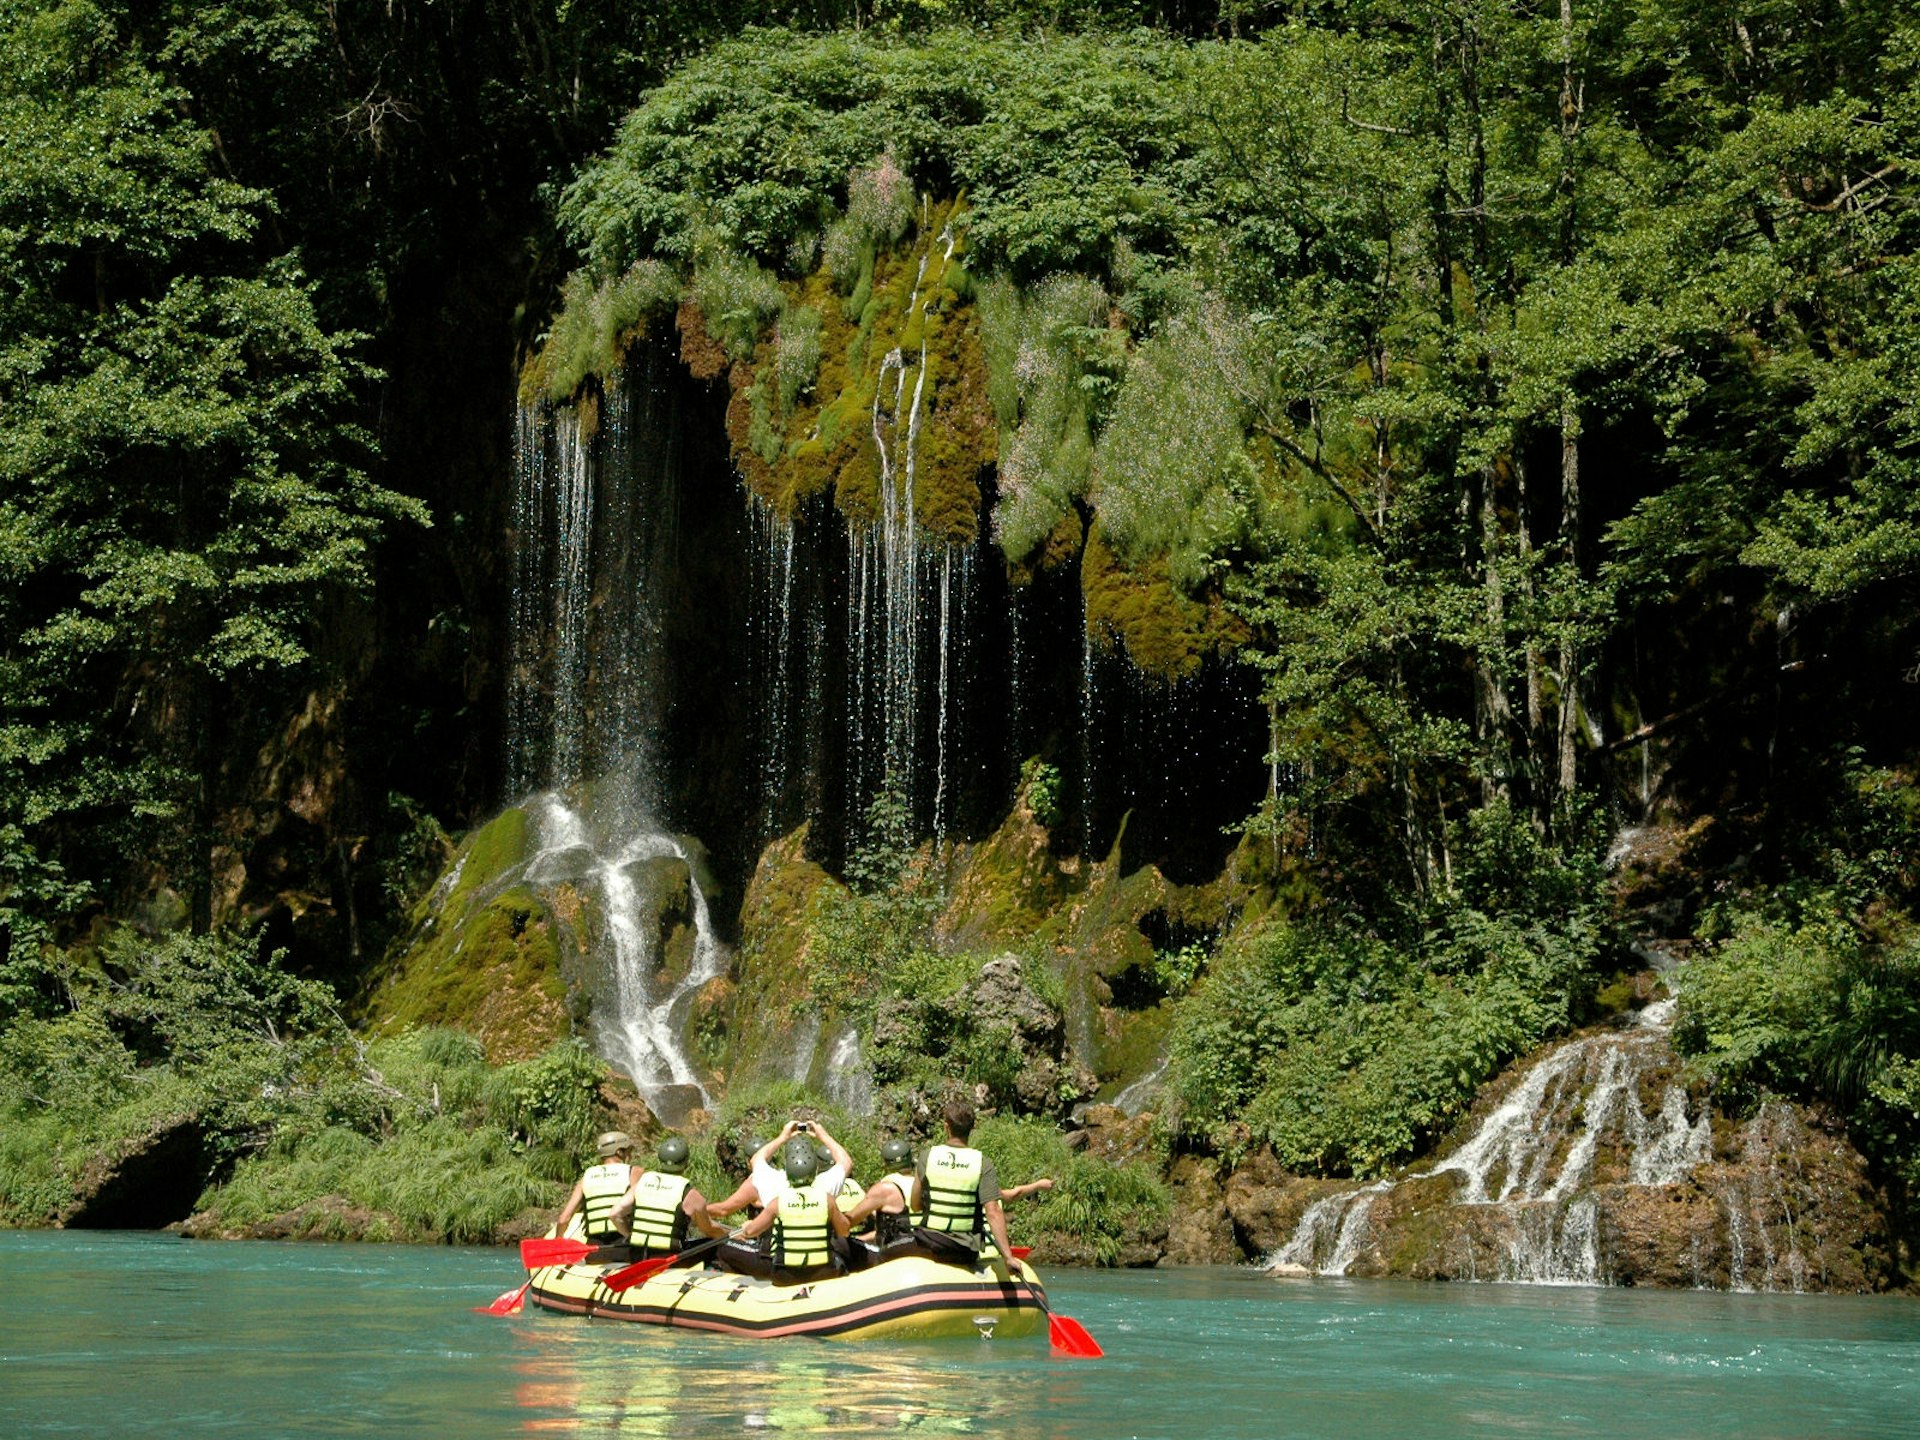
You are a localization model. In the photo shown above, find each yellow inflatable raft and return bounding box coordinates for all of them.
[527,1254,1049,1341]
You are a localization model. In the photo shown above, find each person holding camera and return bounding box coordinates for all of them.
[707,1117,852,1222]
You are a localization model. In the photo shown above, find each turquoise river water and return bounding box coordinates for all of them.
[1,1231,1914,1438]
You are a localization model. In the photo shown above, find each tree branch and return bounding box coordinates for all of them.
[1342,89,1416,137]
[1796,163,1901,213]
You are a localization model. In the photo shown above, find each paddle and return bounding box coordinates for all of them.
[1004,1256,1103,1358]
[520,1236,595,1269]
[601,1234,731,1292]
[475,1279,532,1316]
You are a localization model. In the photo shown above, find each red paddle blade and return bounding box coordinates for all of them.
[1049,1313,1104,1358]
[601,1251,680,1292]
[1011,1246,1032,1260]
[519,1237,593,1269]
[475,1280,531,1316]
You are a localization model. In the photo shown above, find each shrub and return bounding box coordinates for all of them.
[689,254,785,363]
[975,1116,1170,1266]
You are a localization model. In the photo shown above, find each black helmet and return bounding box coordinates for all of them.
[812,1141,833,1167]
[750,1136,776,1165]
[782,1136,820,1184]
[880,1138,913,1168]
[656,1136,689,1173]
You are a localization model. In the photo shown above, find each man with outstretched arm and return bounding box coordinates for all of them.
[910,1099,1017,1266]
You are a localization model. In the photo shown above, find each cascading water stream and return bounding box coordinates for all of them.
[1267,996,1714,1284]
[504,362,726,1122]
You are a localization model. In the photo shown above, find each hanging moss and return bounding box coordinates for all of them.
[519,261,681,406]
[676,299,729,382]
[1081,521,1248,680]
[911,285,995,545]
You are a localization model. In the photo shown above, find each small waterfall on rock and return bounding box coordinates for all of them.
[1267,996,1713,1285]
[505,357,726,1122]
[1718,1102,1813,1293]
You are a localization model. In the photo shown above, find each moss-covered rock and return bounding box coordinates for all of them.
[1081,521,1247,680]
[721,825,838,1087]
[362,807,579,1063]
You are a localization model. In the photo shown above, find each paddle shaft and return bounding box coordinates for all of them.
[601,1233,732,1292]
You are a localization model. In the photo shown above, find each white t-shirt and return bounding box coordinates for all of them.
[751,1159,847,1200]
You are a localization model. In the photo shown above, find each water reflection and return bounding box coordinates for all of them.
[509,1326,1070,1435]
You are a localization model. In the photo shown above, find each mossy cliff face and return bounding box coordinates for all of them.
[718,825,839,1091]
[360,807,580,1062]
[1081,522,1248,681]
[685,199,993,547]
[719,797,1253,1110]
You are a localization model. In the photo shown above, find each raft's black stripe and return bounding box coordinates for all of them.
[611,1290,1031,1337]
[531,1273,1039,1336]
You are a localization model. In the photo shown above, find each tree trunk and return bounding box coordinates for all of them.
[1556,403,1582,810]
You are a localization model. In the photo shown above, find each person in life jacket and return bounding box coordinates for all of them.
[552,1131,641,1247]
[725,1136,851,1285]
[909,1099,1017,1267]
[841,1137,920,1250]
[610,1135,726,1262]
[708,1118,852,1222]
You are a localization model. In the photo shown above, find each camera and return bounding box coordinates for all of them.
[795,1120,812,1133]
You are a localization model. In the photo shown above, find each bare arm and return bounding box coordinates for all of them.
[683,1187,727,1240]
[827,1193,850,1239]
[737,1195,779,1240]
[810,1120,852,1176]
[754,1122,798,1169]
[1000,1177,1055,1203]
[553,1178,587,1233]
[843,1179,905,1225]
[984,1198,1015,1265]
[704,1178,760,1220]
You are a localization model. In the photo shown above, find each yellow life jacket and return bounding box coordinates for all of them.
[626,1170,692,1253]
[579,1162,631,1242]
[773,1181,832,1269]
[922,1145,985,1235]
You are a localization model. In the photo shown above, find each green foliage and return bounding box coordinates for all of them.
[0,1,426,945]
[1169,812,1611,1177]
[974,1115,1170,1266]
[984,273,1117,561]
[1091,305,1256,590]
[1152,941,1208,997]
[1019,757,1063,829]
[774,304,824,415]
[0,927,357,1222]
[690,252,785,363]
[809,782,947,1011]
[0,915,612,1236]
[531,260,681,402]
[1675,915,1920,1190]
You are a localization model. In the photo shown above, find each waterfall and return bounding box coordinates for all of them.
[823,1025,876,1116]
[504,356,725,1122]
[1719,1102,1812,1293]
[1266,998,1713,1285]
